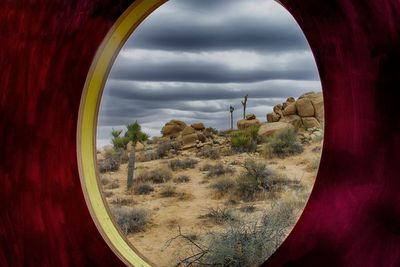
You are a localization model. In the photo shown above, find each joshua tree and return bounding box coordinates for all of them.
[111,129,128,150]
[125,121,148,190]
[241,94,248,119]
[229,105,235,130]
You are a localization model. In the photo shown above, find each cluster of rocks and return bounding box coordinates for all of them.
[298,127,323,144]
[161,120,225,150]
[258,92,324,138]
[266,92,324,130]
[237,113,261,130]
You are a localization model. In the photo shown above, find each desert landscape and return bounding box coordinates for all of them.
[97,92,324,267]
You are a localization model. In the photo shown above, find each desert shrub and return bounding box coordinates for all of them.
[97,157,120,173]
[202,202,296,266]
[136,168,172,184]
[201,207,238,225]
[103,191,113,198]
[230,131,252,152]
[110,198,135,207]
[173,175,190,183]
[197,146,221,160]
[100,176,110,186]
[264,128,303,158]
[205,127,218,135]
[220,147,236,156]
[104,180,119,190]
[234,160,275,201]
[169,158,198,171]
[160,184,176,197]
[211,177,235,196]
[133,182,154,195]
[240,205,256,213]
[156,141,173,158]
[111,206,150,234]
[306,157,321,172]
[136,150,158,162]
[201,163,235,177]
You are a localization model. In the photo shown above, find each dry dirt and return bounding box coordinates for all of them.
[100,141,322,267]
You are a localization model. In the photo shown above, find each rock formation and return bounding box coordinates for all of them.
[237,113,261,130]
[266,92,324,130]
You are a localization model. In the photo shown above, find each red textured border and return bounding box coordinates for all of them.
[0,1,399,266]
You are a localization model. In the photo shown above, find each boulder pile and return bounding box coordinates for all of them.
[265,91,323,129]
[237,113,261,130]
[258,91,324,138]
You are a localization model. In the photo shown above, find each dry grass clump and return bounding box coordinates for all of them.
[104,180,120,190]
[160,184,177,197]
[239,205,256,213]
[211,177,235,198]
[103,191,113,198]
[100,176,110,186]
[197,146,221,160]
[110,198,135,207]
[306,157,321,172]
[200,207,238,225]
[136,168,172,184]
[111,206,151,235]
[169,158,198,171]
[173,175,190,183]
[133,182,154,195]
[201,163,235,177]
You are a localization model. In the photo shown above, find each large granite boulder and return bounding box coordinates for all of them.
[245,113,256,120]
[280,115,302,130]
[258,122,295,137]
[237,119,261,130]
[282,102,297,116]
[181,126,196,135]
[191,122,205,131]
[302,117,321,129]
[161,120,187,136]
[267,112,280,123]
[182,133,199,145]
[296,98,315,117]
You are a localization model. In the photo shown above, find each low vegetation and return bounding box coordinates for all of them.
[201,163,235,177]
[169,158,198,171]
[133,182,154,195]
[200,207,238,225]
[230,126,259,153]
[262,128,303,158]
[160,184,177,197]
[197,146,221,160]
[111,206,151,235]
[173,175,190,183]
[136,168,172,184]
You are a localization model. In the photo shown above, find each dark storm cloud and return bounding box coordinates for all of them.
[124,2,307,53]
[126,19,307,53]
[103,80,319,102]
[110,59,318,83]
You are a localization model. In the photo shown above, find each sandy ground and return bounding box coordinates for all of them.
[100,141,322,267]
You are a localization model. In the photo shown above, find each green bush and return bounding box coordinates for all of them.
[264,128,303,158]
[136,168,172,184]
[111,206,150,234]
[230,131,252,152]
[169,158,198,171]
[234,160,275,201]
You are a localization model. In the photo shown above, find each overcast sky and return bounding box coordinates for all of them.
[97,0,321,148]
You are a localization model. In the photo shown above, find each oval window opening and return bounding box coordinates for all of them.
[80,0,324,266]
